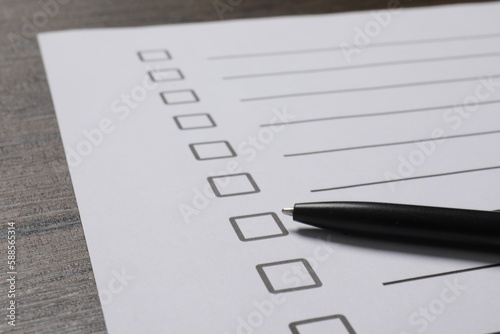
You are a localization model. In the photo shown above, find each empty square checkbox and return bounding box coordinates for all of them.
[161,90,199,105]
[256,258,322,294]
[189,141,236,161]
[207,173,260,197]
[138,50,171,62]
[149,69,184,82]
[230,213,288,242]
[289,315,356,334]
[174,114,216,130]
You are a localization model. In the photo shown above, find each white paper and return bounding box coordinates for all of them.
[39,3,500,333]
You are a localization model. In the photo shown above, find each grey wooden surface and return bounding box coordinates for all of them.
[0,0,495,333]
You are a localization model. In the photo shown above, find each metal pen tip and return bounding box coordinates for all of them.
[282,208,294,216]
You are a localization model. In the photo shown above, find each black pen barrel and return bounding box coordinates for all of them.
[293,202,500,246]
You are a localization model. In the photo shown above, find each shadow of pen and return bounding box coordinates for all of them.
[296,227,500,263]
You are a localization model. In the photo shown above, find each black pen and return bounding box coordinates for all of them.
[282,202,500,246]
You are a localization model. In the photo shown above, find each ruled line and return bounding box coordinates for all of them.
[223,52,500,80]
[383,263,500,286]
[285,130,500,157]
[310,165,500,193]
[260,99,500,127]
[208,32,500,60]
[241,74,500,102]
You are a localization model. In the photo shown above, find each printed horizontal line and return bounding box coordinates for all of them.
[241,73,500,102]
[311,165,500,192]
[260,99,500,127]
[285,130,500,157]
[223,51,500,80]
[208,32,500,60]
[383,263,500,286]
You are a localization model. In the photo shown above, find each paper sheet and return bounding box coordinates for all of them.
[39,2,500,333]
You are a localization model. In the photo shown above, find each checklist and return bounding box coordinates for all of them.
[39,2,500,333]
[148,69,184,82]
[289,315,356,334]
[161,89,199,105]
[207,173,260,197]
[256,258,322,294]
[173,113,216,130]
[137,49,171,62]
[229,212,288,242]
[189,140,236,160]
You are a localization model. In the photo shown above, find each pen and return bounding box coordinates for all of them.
[282,202,500,246]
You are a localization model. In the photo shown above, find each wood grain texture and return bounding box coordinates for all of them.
[0,0,495,332]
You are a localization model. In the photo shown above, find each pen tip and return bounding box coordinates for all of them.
[282,208,294,216]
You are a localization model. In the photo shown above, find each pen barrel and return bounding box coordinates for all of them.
[293,202,500,246]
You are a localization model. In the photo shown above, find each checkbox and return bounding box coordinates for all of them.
[161,90,199,105]
[189,141,236,161]
[138,50,171,62]
[207,173,260,197]
[256,259,322,294]
[174,114,216,130]
[289,315,356,334]
[230,213,288,242]
[149,69,184,82]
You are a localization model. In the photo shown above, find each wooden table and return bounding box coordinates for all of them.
[0,0,494,332]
